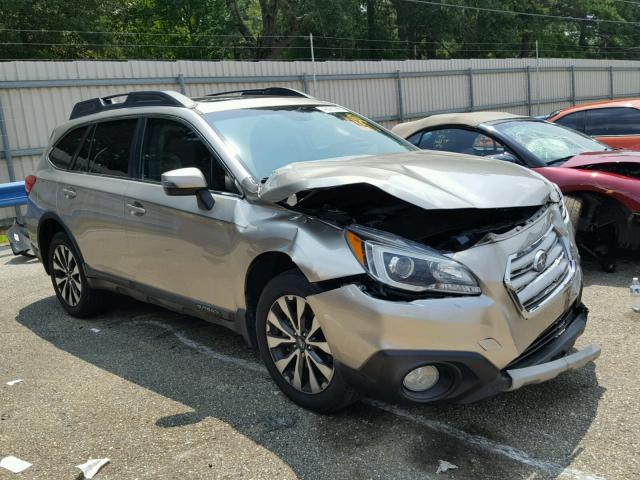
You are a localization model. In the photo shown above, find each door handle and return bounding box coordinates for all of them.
[62,187,76,199]
[127,202,146,216]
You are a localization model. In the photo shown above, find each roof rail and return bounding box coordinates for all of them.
[69,91,194,120]
[205,87,314,99]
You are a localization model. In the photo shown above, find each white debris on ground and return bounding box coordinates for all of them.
[436,459,459,474]
[5,379,23,386]
[0,455,32,473]
[76,458,110,479]
[90,328,101,333]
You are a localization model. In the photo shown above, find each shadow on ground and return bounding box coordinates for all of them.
[15,290,605,480]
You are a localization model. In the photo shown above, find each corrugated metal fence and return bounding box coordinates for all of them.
[2,57,640,221]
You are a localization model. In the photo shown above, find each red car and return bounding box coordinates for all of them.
[547,99,640,151]
[393,112,640,271]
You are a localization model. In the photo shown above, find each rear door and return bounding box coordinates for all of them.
[57,117,140,278]
[123,116,242,312]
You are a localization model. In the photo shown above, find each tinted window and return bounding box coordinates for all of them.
[204,106,413,180]
[142,118,237,193]
[49,126,87,170]
[418,128,505,157]
[586,107,640,136]
[72,125,94,172]
[555,111,585,132]
[406,132,423,145]
[88,119,137,177]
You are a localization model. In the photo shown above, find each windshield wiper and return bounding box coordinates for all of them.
[546,155,574,166]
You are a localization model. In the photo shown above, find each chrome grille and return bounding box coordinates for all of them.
[505,226,575,315]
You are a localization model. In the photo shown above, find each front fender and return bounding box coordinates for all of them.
[535,166,640,213]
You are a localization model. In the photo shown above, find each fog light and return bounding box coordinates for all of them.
[402,365,439,392]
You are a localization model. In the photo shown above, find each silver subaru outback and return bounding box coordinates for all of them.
[25,88,600,412]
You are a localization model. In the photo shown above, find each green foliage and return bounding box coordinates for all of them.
[0,0,639,60]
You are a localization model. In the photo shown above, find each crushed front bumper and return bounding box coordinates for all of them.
[332,302,598,403]
[507,344,600,391]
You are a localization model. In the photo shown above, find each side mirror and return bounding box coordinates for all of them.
[161,167,214,210]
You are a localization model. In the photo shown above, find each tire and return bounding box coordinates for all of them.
[563,194,583,232]
[48,231,103,318]
[255,270,358,413]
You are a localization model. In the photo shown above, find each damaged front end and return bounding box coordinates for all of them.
[280,183,556,301]
[256,151,562,299]
[283,183,545,252]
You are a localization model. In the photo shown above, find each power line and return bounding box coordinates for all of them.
[0,28,306,39]
[399,0,640,26]
[1,29,637,51]
[4,42,638,58]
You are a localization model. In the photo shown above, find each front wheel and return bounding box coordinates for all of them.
[48,231,103,318]
[255,270,358,413]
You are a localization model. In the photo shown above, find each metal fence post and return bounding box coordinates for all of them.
[609,66,614,100]
[177,73,186,95]
[0,99,22,220]
[526,66,532,116]
[302,73,309,94]
[468,68,475,112]
[396,70,405,122]
[570,66,576,106]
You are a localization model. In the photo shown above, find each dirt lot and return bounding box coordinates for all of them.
[1,245,639,479]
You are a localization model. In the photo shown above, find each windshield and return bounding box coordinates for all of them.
[204,105,414,179]
[492,120,609,165]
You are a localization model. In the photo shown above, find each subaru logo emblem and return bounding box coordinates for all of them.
[533,250,548,272]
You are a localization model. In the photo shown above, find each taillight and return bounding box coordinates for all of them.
[25,175,36,195]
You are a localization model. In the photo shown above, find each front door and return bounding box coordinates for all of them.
[123,117,242,313]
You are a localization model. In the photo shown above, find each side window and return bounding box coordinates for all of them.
[406,132,423,145]
[49,126,88,170]
[555,111,585,132]
[87,119,138,177]
[141,118,237,193]
[586,107,640,136]
[72,125,94,172]
[418,128,506,157]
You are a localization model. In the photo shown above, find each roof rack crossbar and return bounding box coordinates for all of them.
[205,87,313,99]
[69,91,191,120]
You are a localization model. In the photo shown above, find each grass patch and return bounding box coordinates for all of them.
[0,234,8,245]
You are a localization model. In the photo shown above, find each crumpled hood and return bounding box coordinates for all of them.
[563,149,640,169]
[259,150,552,210]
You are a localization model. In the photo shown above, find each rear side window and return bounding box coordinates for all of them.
[87,119,138,177]
[586,107,640,136]
[555,111,585,132]
[49,126,88,170]
[418,128,505,157]
[72,125,94,172]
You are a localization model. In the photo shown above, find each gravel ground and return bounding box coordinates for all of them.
[1,245,638,479]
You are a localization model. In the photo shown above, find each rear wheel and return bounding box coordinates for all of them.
[48,232,103,318]
[256,270,358,413]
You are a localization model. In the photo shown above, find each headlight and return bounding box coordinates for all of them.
[345,226,480,295]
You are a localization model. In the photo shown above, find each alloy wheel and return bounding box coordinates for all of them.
[266,295,334,394]
[52,244,82,307]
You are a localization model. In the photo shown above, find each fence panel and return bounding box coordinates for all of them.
[1,58,640,221]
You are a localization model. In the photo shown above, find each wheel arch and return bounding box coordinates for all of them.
[37,212,84,275]
[564,190,631,226]
[244,251,304,349]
